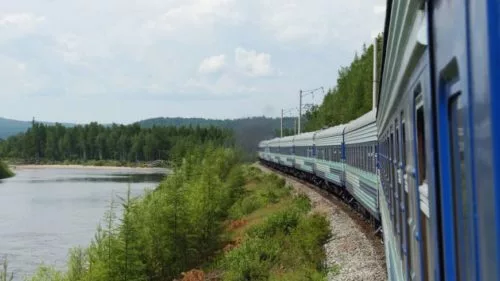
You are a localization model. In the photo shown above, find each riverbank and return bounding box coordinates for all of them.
[10,164,170,173]
[4,158,170,169]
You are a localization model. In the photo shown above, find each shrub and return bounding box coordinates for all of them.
[0,161,13,179]
[222,238,280,281]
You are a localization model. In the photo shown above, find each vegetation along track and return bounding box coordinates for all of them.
[255,163,386,281]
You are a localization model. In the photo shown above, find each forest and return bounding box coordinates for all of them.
[0,121,233,165]
[303,34,383,132]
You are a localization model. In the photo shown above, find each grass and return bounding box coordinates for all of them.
[210,166,331,281]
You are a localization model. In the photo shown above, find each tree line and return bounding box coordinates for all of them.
[303,34,383,132]
[139,116,296,158]
[0,121,234,164]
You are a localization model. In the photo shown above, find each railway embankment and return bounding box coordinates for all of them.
[255,164,387,281]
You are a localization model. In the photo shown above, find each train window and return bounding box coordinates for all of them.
[416,94,432,281]
[396,122,403,257]
[364,146,367,171]
[366,145,369,172]
[390,131,396,227]
[355,146,358,168]
[416,106,426,185]
[402,118,413,276]
[372,145,375,173]
[449,94,474,281]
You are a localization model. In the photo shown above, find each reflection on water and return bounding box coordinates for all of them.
[0,167,167,280]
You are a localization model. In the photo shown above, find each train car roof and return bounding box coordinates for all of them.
[377,0,393,119]
[267,137,280,147]
[293,131,316,141]
[315,124,346,139]
[345,110,377,133]
[280,135,295,142]
[293,131,316,146]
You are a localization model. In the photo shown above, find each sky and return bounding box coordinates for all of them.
[0,0,386,124]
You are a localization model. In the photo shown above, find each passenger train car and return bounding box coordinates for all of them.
[258,0,500,280]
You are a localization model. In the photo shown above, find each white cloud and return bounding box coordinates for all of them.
[235,47,274,77]
[198,54,226,74]
[374,5,386,15]
[144,0,241,33]
[185,74,257,97]
[0,13,45,26]
[0,0,386,121]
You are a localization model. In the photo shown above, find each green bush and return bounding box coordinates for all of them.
[228,172,291,219]
[220,195,330,281]
[248,211,300,238]
[222,238,280,281]
[0,161,13,179]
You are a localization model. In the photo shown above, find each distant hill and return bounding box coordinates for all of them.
[137,116,296,156]
[0,118,33,139]
[0,118,74,140]
[0,116,296,156]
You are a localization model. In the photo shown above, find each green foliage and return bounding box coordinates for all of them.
[220,196,331,281]
[0,122,233,164]
[1,257,13,281]
[139,117,296,158]
[27,146,246,281]
[304,35,383,132]
[0,160,13,179]
[228,172,290,219]
[222,237,281,281]
[25,266,66,281]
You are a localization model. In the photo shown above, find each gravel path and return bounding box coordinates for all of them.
[255,164,387,281]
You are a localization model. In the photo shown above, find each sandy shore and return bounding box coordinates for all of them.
[10,164,170,173]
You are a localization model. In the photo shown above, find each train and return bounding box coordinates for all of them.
[258,1,500,280]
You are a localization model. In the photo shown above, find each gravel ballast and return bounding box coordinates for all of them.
[256,164,387,281]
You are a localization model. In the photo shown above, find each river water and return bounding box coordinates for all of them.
[0,166,166,280]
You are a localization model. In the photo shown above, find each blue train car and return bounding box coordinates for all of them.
[258,140,269,162]
[293,132,316,174]
[267,138,280,165]
[279,135,295,168]
[377,0,433,279]
[314,124,345,187]
[378,0,500,280]
[344,110,379,219]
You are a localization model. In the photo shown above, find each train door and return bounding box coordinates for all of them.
[467,1,500,280]
[428,0,492,280]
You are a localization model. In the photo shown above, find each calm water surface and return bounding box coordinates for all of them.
[0,167,166,279]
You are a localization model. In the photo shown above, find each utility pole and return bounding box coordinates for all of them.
[373,36,378,111]
[298,87,324,134]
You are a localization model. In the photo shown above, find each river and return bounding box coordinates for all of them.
[0,166,167,280]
